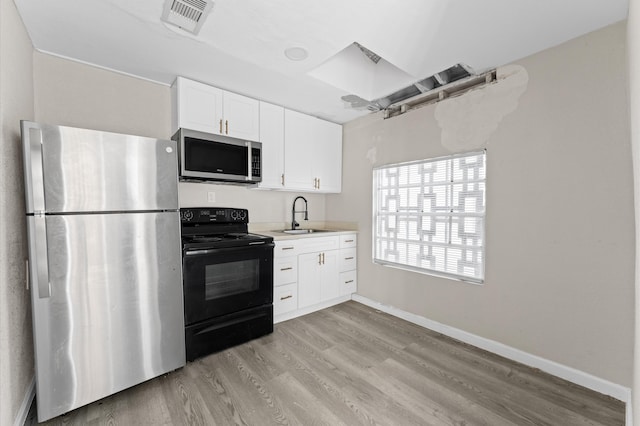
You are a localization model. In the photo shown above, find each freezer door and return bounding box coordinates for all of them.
[22,121,178,214]
[28,211,185,422]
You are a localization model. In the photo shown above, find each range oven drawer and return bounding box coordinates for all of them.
[185,304,273,362]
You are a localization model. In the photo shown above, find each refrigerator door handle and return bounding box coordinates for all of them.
[28,126,46,212]
[34,215,51,298]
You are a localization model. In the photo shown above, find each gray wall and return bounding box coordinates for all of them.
[327,21,634,387]
[0,0,35,424]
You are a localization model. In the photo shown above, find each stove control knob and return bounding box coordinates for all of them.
[228,209,246,221]
[181,211,194,222]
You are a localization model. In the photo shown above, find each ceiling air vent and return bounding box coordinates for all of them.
[162,0,214,35]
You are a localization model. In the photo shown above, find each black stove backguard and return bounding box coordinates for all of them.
[181,207,274,362]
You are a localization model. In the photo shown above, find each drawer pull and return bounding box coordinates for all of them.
[281,247,295,251]
[280,267,293,271]
[345,280,354,284]
[344,239,354,243]
[280,295,293,301]
[344,257,354,260]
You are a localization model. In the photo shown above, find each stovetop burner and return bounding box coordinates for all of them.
[227,232,247,239]
[182,232,273,250]
[188,236,224,243]
[180,207,274,251]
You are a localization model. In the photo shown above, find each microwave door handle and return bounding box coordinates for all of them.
[246,142,252,181]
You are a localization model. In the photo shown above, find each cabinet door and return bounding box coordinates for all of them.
[258,102,285,189]
[223,91,260,141]
[173,77,223,135]
[320,250,339,302]
[298,252,322,308]
[283,109,315,190]
[312,119,342,193]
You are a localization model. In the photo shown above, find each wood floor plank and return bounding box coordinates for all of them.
[32,301,625,426]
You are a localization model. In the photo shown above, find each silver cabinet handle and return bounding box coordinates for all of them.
[280,295,293,301]
[280,267,293,271]
[344,239,354,243]
[345,257,354,260]
[345,280,354,284]
[33,215,51,298]
[281,246,295,251]
[318,253,322,265]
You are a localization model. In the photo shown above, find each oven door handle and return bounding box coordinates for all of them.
[184,243,274,256]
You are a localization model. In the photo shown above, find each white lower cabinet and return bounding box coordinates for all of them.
[273,233,357,323]
[298,249,339,308]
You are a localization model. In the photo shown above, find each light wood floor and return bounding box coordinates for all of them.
[28,301,625,425]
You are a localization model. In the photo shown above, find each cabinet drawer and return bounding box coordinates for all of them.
[339,270,357,295]
[274,257,297,285]
[274,240,299,257]
[339,248,357,272]
[340,234,357,249]
[274,283,297,316]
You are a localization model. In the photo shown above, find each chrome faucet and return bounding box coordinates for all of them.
[291,196,308,230]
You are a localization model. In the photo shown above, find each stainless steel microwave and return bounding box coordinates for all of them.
[172,128,262,184]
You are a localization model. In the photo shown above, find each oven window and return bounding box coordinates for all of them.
[204,259,259,300]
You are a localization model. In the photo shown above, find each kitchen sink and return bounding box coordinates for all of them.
[275,229,334,234]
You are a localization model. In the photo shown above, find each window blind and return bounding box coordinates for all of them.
[373,151,486,283]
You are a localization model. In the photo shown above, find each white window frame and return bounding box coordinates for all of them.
[372,150,486,284]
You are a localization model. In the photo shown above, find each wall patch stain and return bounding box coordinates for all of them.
[366,147,377,164]
[435,64,529,152]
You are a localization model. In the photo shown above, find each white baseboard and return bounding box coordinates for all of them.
[13,376,35,426]
[351,294,632,425]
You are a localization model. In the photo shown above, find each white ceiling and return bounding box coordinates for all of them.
[14,0,628,124]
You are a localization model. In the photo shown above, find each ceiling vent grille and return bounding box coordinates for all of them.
[162,0,214,35]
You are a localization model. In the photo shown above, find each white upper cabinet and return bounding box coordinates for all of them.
[172,76,342,193]
[312,118,342,193]
[258,102,285,189]
[172,77,259,141]
[222,91,260,141]
[284,109,342,193]
[284,109,316,191]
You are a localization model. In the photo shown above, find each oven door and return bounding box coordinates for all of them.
[183,243,274,325]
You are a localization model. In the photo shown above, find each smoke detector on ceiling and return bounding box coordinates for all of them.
[162,0,214,35]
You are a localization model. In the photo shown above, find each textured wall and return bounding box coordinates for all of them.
[328,21,634,387]
[0,0,35,424]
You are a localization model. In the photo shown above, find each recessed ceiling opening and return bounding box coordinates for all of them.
[341,64,479,113]
[161,0,214,35]
[308,41,416,101]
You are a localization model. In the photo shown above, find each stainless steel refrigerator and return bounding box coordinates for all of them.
[22,121,186,422]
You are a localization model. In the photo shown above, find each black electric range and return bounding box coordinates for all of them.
[180,207,274,361]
